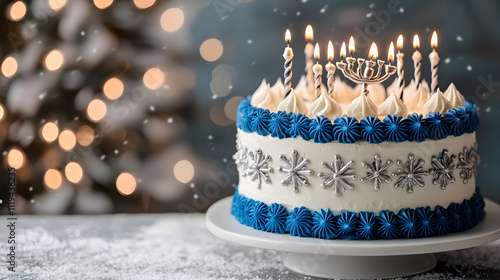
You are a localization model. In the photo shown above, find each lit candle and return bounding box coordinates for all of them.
[305,25,315,95]
[283,29,294,98]
[364,42,378,78]
[429,31,439,94]
[396,35,405,99]
[326,41,336,97]
[313,43,323,98]
[340,41,346,62]
[349,36,355,57]
[412,34,422,90]
[347,36,356,73]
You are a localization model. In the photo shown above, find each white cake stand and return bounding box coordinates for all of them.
[206,196,500,279]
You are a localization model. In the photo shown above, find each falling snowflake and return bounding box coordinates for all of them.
[246,149,273,188]
[360,154,393,191]
[232,141,248,176]
[278,150,314,192]
[318,155,357,195]
[458,146,475,183]
[429,149,456,190]
[392,154,427,193]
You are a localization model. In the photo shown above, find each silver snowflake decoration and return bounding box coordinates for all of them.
[429,149,456,190]
[472,142,480,177]
[458,146,475,184]
[360,154,393,191]
[318,155,357,196]
[392,154,427,193]
[246,149,273,188]
[232,141,248,176]
[278,150,314,192]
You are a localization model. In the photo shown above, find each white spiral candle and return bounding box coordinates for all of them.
[397,52,405,99]
[429,31,439,93]
[283,30,294,98]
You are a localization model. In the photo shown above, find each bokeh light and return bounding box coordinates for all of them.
[134,0,155,9]
[58,129,76,151]
[76,125,94,146]
[210,75,232,97]
[65,162,83,184]
[160,8,184,32]
[173,160,195,184]
[103,77,124,100]
[7,148,25,169]
[41,122,59,143]
[210,103,233,126]
[48,0,67,11]
[87,99,107,122]
[224,96,244,121]
[116,172,136,196]
[1,56,18,78]
[8,1,26,22]
[143,68,165,90]
[44,169,62,190]
[93,0,113,9]
[44,49,64,71]
[0,104,5,123]
[200,38,223,62]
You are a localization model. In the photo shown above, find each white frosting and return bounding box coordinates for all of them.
[237,130,477,212]
[271,78,285,100]
[250,80,280,111]
[332,77,356,102]
[378,93,408,117]
[294,75,310,100]
[423,89,452,115]
[277,88,309,115]
[346,92,378,119]
[310,93,342,119]
[386,78,399,98]
[354,83,387,106]
[444,83,465,107]
[405,85,430,115]
[402,79,416,100]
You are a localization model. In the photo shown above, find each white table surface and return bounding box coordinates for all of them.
[0,214,499,280]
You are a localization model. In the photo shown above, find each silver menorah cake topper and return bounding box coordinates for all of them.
[336,57,397,96]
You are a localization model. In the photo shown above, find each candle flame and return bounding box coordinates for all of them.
[397,34,403,50]
[305,25,314,41]
[340,42,346,59]
[388,42,394,63]
[431,30,438,48]
[327,41,334,61]
[348,36,355,54]
[314,43,320,60]
[413,34,420,49]
[285,29,291,43]
[369,42,378,60]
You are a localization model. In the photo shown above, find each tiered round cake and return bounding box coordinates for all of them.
[231,76,484,240]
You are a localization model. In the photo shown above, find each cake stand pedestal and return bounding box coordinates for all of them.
[206,197,500,279]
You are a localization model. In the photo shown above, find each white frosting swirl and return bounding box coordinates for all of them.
[379,93,408,117]
[332,77,356,102]
[251,80,280,111]
[423,89,452,115]
[271,78,284,100]
[387,78,399,98]
[444,83,465,108]
[310,93,342,119]
[354,83,387,106]
[346,93,378,120]
[294,75,309,100]
[277,88,309,115]
[405,85,430,115]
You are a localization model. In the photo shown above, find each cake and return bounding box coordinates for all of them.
[230,30,484,240]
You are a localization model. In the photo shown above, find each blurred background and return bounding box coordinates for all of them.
[0,0,498,214]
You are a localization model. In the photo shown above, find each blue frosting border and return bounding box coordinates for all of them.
[231,187,485,240]
[236,96,479,144]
